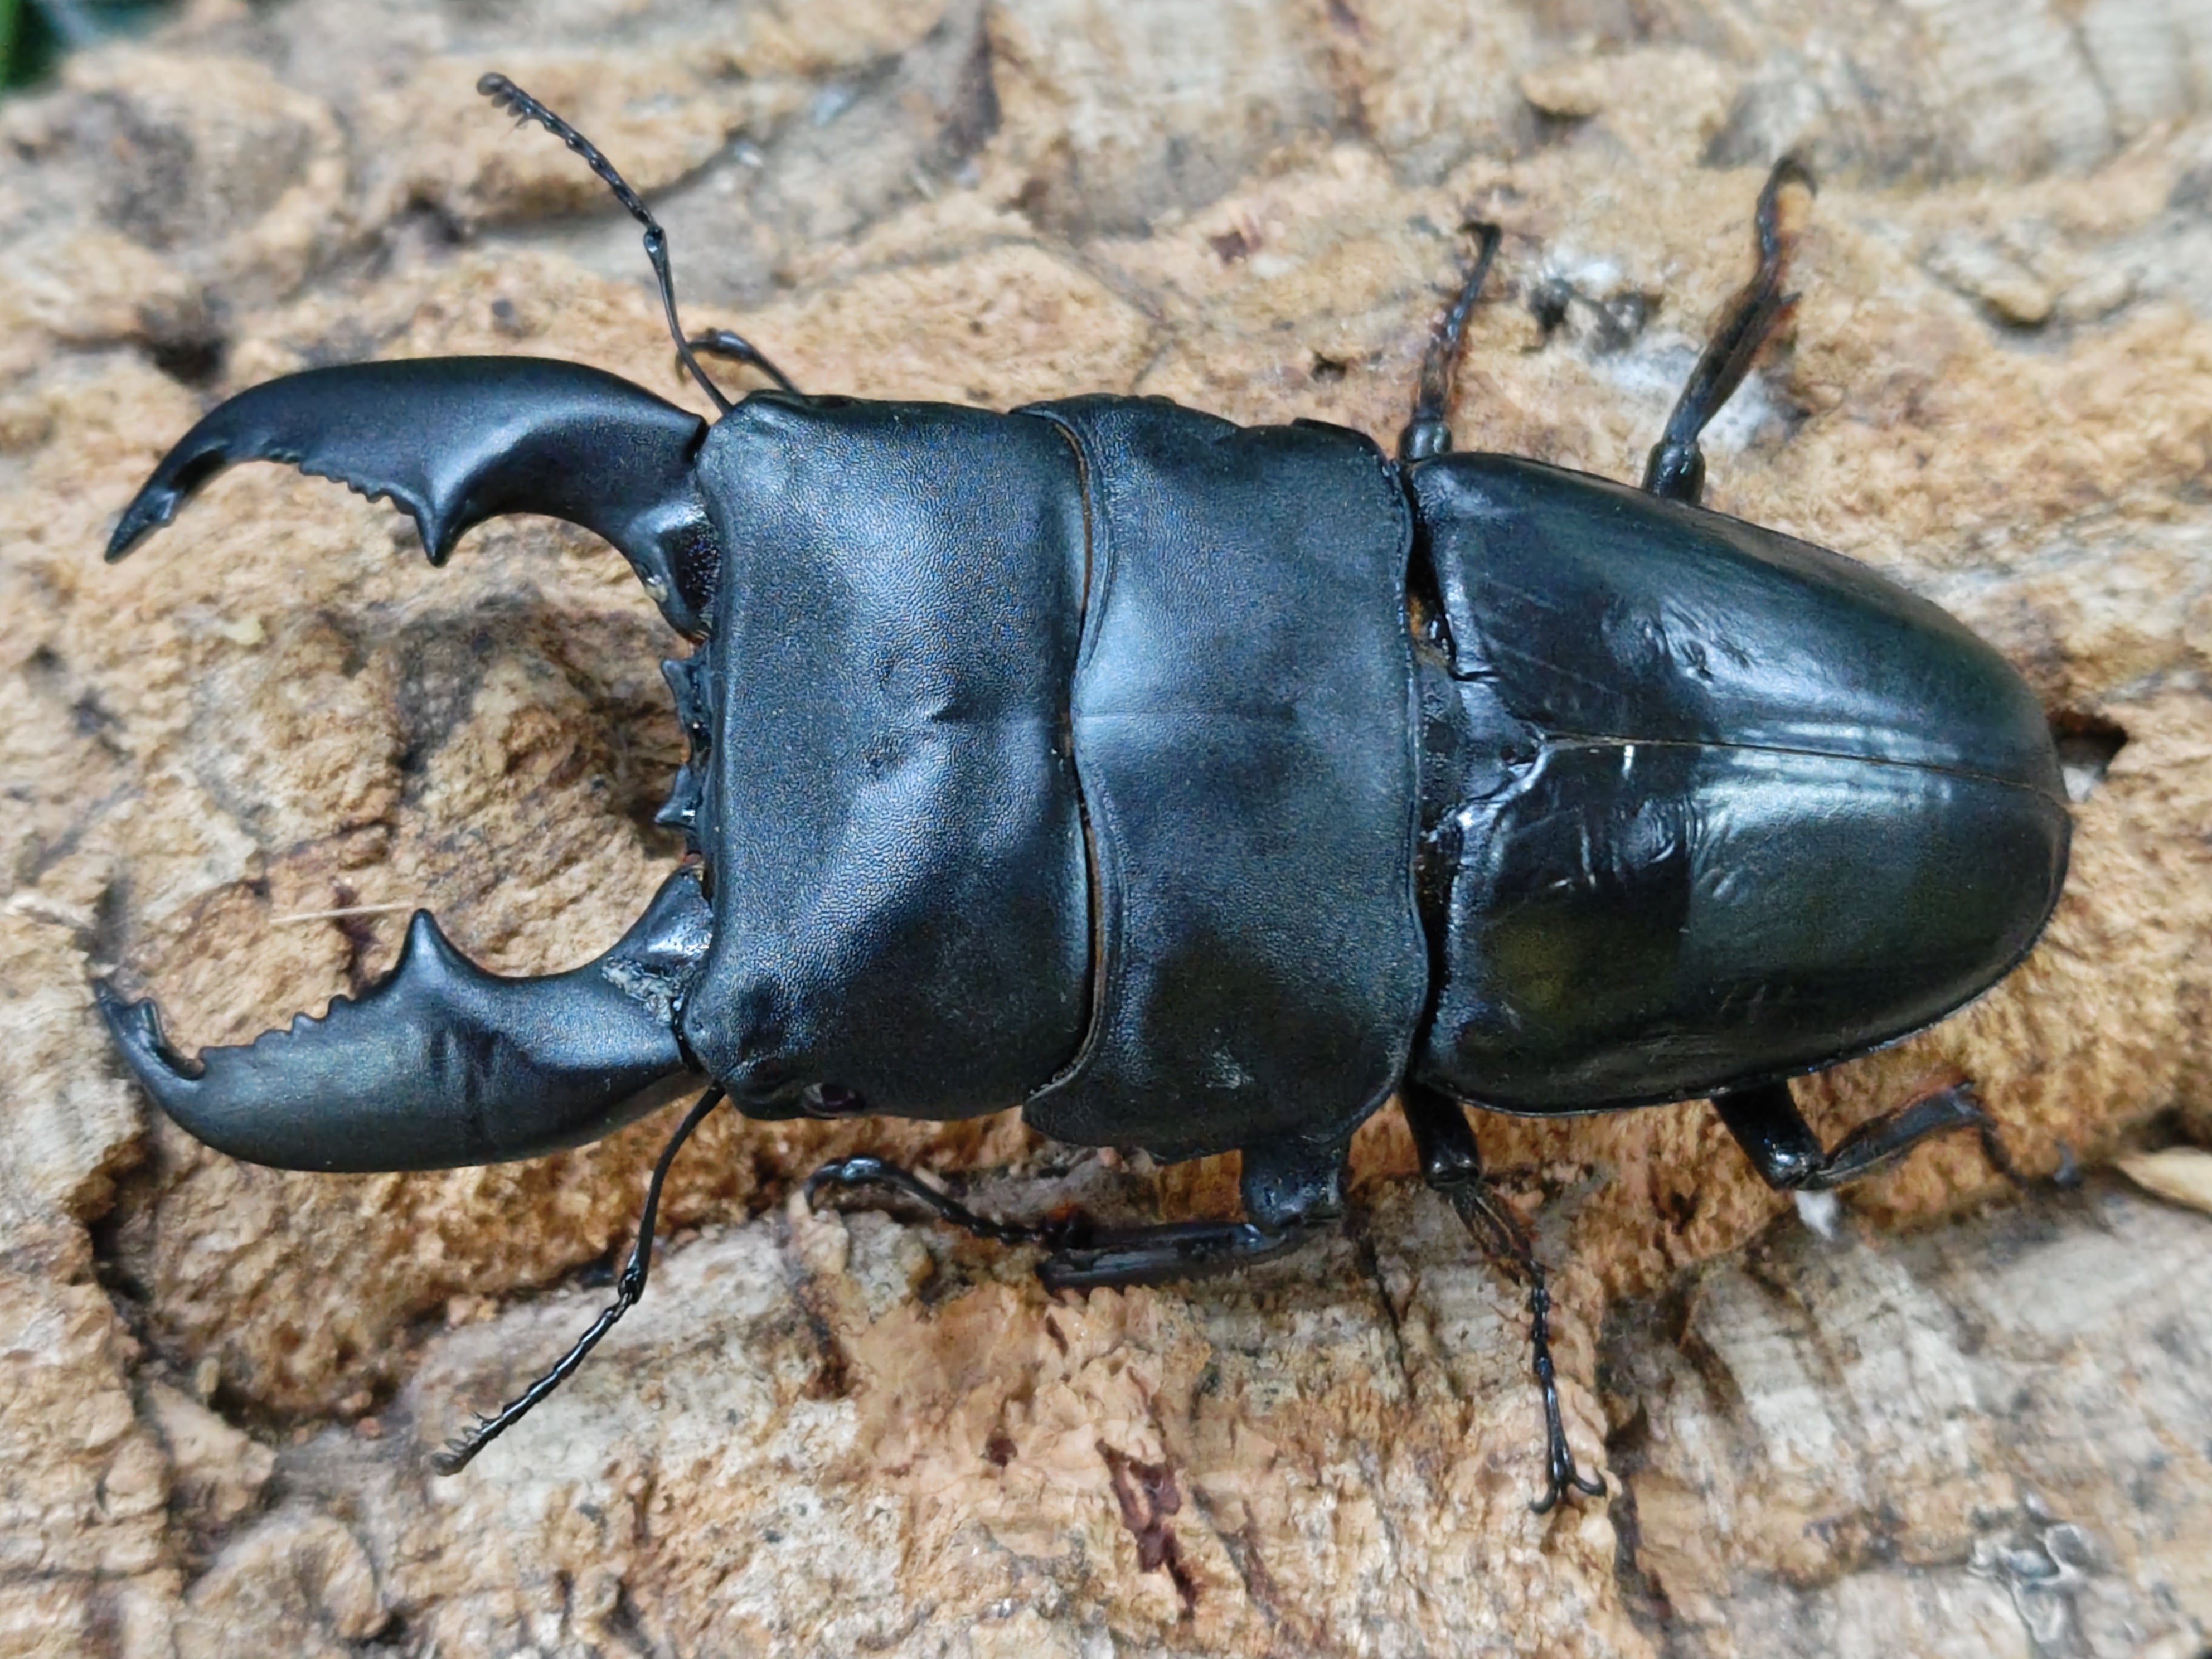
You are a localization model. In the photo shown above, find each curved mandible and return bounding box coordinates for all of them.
[96,866,714,1172]
[106,356,722,637]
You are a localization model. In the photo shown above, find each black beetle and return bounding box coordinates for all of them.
[94,77,2068,1505]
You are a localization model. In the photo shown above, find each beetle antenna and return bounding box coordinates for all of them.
[477,72,734,415]
[430,1083,727,1476]
[1398,221,1503,463]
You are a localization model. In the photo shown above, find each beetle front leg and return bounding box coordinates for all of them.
[1711,1075,2038,1193]
[805,1136,1344,1290]
[1401,1084,1607,1515]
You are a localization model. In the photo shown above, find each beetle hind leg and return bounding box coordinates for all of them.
[1711,1076,2038,1194]
[805,1136,1346,1291]
[1402,1085,1607,1514]
[1642,156,1816,505]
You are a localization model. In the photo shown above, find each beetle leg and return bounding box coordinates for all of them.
[1396,222,1503,462]
[432,1084,728,1475]
[683,329,804,399]
[805,1154,1086,1249]
[1034,1132,1332,1288]
[1711,1076,2036,1193]
[1401,1084,1607,1515]
[1642,156,1816,505]
[805,1136,1343,1290]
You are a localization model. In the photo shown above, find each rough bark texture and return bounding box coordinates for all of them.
[1,0,2209,1654]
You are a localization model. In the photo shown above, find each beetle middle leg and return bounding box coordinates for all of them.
[806,1135,1345,1289]
[1397,221,1504,462]
[1400,1083,1607,1514]
[1641,156,1816,505]
[1711,1075,2036,1194]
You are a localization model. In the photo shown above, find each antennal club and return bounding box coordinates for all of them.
[477,71,734,415]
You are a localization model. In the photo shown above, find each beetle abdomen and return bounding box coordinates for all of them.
[1409,454,2069,1112]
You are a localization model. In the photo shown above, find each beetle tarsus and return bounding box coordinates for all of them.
[1402,1085,1607,1512]
[684,329,804,399]
[1447,1175,1607,1512]
[432,1085,727,1476]
[804,1155,1081,1250]
[1398,221,1503,462]
[1519,1249,1609,1514]
[1642,154,1816,505]
[804,1152,1323,1290]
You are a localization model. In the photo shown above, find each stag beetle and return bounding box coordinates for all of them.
[94,76,2070,1506]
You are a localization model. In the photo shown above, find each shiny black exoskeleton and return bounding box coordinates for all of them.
[95,82,2068,1501]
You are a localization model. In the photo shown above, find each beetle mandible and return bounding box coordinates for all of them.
[94,76,2069,1507]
